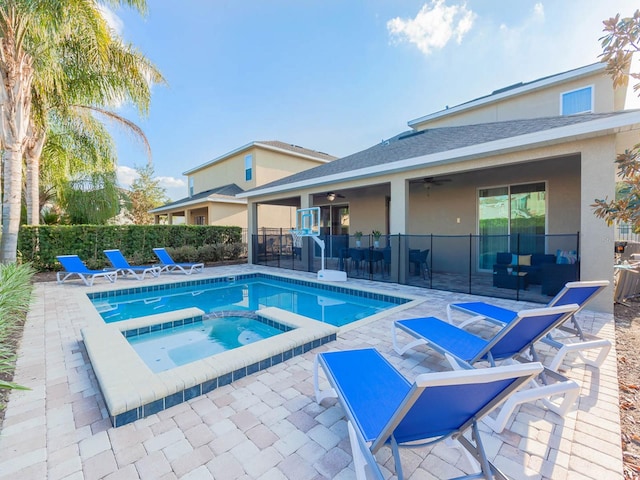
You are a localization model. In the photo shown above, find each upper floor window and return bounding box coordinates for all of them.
[189,178,194,197]
[561,86,593,115]
[245,154,253,181]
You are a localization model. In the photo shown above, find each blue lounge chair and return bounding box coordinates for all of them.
[56,255,118,286]
[392,304,580,432]
[103,249,161,280]
[314,348,543,480]
[447,280,611,371]
[152,247,204,275]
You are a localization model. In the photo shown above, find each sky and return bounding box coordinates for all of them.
[108,0,640,201]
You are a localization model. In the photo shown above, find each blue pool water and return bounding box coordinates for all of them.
[90,274,408,327]
[127,315,287,373]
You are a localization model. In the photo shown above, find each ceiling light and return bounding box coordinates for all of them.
[327,192,336,202]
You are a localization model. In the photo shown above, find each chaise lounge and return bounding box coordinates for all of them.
[103,249,161,280]
[152,247,204,275]
[391,304,581,432]
[56,255,118,286]
[314,348,543,480]
[447,280,611,371]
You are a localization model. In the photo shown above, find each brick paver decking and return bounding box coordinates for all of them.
[0,265,623,479]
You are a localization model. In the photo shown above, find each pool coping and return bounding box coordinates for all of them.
[82,306,339,426]
[78,270,424,427]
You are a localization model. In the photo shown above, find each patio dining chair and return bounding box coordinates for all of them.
[391,303,581,432]
[446,280,611,371]
[152,247,204,275]
[103,249,161,281]
[56,255,118,287]
[313,347,543,480]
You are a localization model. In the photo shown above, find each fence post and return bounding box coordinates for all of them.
[468,234,472,294]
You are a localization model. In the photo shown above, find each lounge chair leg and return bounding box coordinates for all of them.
[391,323,427,356]
[547,339,612,371]
[347,421,385,480]
[482,376,579,433]
[457,422,509,480]
[313,355,336,404]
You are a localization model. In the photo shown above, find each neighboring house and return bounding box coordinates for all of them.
[150,141,335,227]
[238,63,640,312]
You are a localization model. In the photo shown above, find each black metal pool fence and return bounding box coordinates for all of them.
[251,231,580,303]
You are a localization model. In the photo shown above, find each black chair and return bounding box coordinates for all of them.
[338,247,351,272]
[382,247,392,276]
[349,248,364,274]
[409,249,430,279]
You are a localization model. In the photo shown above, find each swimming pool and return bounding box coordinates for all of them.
[127,313,291,373]
[89,273,411,327]
[81,272,421,427]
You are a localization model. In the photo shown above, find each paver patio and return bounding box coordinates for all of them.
[0,264,624,479]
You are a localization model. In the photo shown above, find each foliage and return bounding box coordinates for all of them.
[0,263,35,393]
[354,231,363,239]
[58,171,121,224]
[0,0,165,263]
[372,230,382,240]
[593,10,640,228]
[18,224,243,270]
[126,164,169,224]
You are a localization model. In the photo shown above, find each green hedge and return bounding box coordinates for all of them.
[19,225,243,271]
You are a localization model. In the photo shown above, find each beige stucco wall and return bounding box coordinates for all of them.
[188,146,329,196]
[255,150,328,186]
[413,71,616,130]
[257,204,298,230]
[190,147,258,194]
[207,203,248,227]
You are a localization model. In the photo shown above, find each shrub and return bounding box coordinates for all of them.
[0,263,34,392]
[18,224,244,271]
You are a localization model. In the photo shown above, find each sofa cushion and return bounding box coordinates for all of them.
[518,254,532,266]
[496,252,512,265]
[556,249,578,264]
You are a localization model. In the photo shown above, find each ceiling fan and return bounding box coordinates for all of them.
[421,177,452,186]
[326,192,345,202]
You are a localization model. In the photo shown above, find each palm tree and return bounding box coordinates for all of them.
[0,0,161,262]
[26,15,162,225]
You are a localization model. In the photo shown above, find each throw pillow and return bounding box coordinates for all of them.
[511,253,518,265]
[518,255,532,266]
[556,249,578,264]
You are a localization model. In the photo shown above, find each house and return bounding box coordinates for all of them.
[237,63,640,312]
[150,141,335,227]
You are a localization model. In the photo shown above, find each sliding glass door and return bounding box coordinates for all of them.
[478,182,546,270]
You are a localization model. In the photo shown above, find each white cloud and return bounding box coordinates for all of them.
[117,165,138,189]
[157,176,186,189]
[117,166,186,201]
[387,0,476,55]
[533,3,544,20]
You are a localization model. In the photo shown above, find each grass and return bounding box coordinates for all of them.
[0,263,35,394]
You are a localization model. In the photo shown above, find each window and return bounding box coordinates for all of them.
[189,178,194,197]
[245,154,253,181]
[561,86,593,115]
[194,216,205,225]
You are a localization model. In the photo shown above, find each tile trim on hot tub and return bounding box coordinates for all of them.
[81,306,338,427]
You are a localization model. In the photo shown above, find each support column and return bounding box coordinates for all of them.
[581,137,616,312]
[390,178,409,283]
[247,202,258,265]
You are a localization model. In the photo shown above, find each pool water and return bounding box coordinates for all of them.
[93,276,404,327]
[128,316,286,373]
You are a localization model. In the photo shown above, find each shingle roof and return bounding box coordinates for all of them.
[243,112,629,193]
[155,183,244,209]
[256,141,336,161]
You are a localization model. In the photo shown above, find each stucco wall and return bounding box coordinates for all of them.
[413,71,616,129]
[207,203,247,227]
[190,148,257,194]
